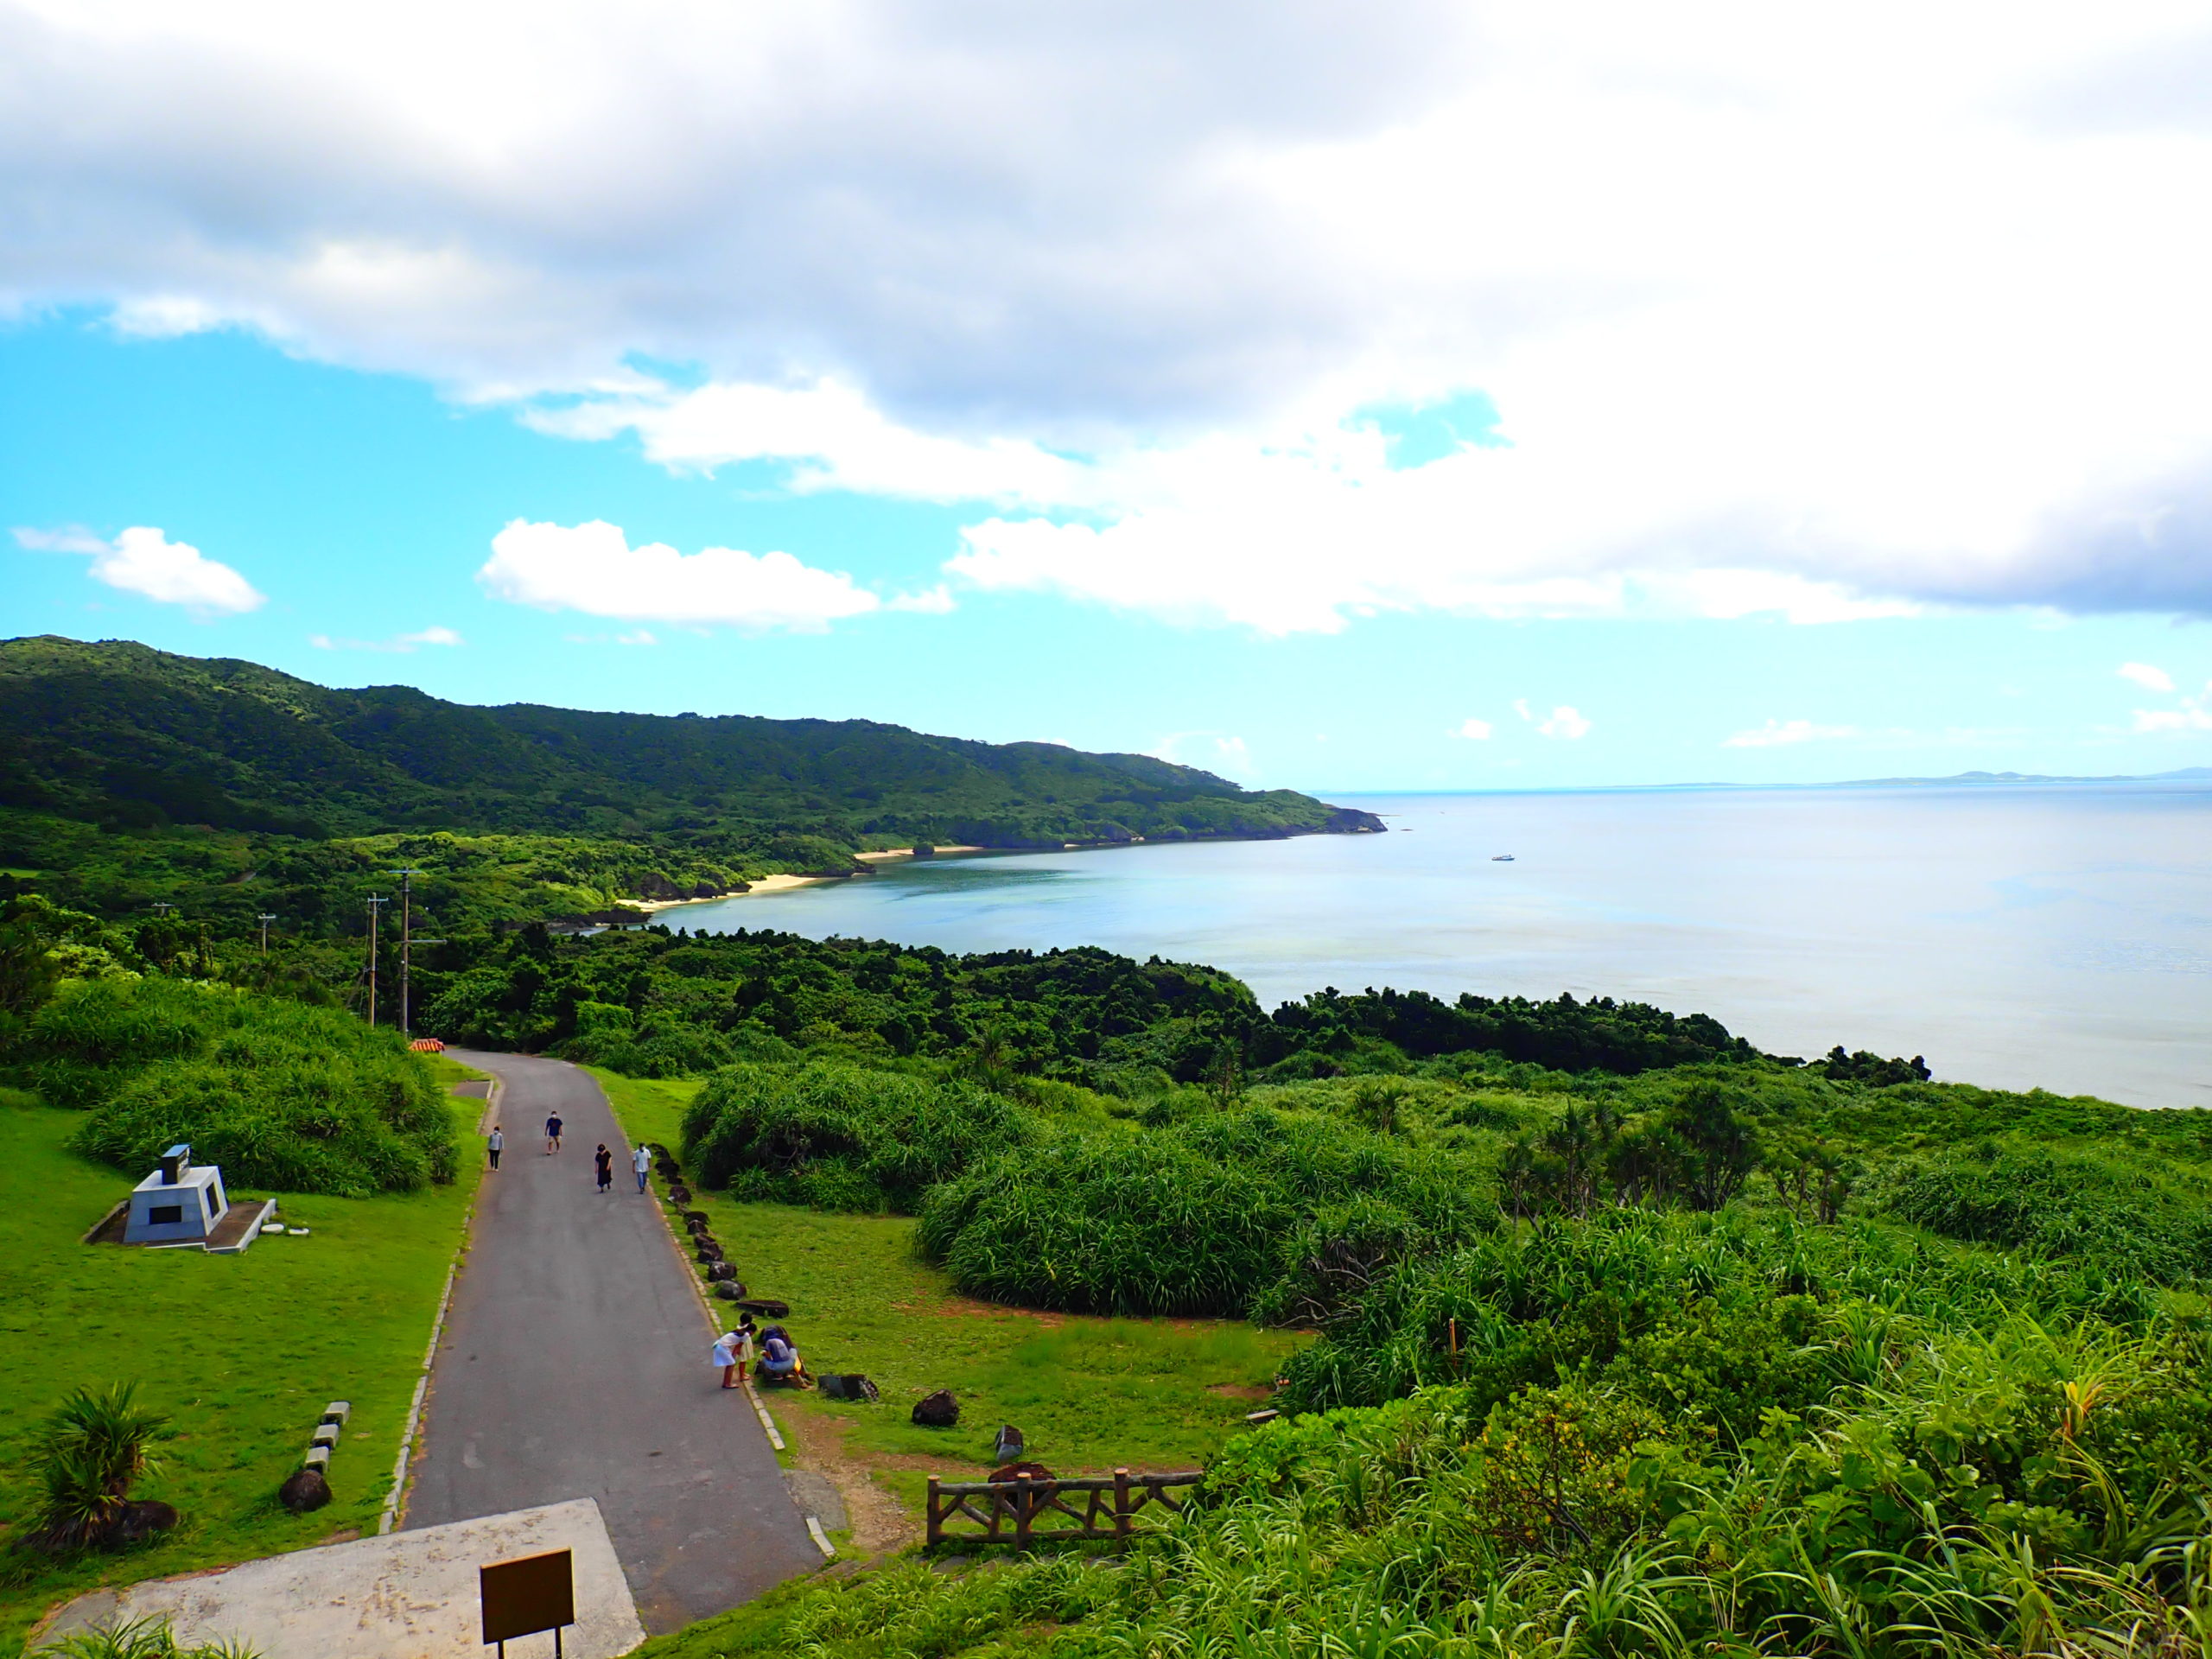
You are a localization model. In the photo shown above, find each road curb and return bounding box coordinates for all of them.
[378,1069,500,1535]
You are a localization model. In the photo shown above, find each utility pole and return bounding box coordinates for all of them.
[390,869,420,1037]
[258,912,277,954]
[365,895,389,1027]
[385,868,446,1037]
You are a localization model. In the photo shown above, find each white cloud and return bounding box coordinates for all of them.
[1535,706,1592,741]
[309,624,464,652]
[477,518,880,631]
[1452,717,1494,741]
[15,6,2212,626]
[2132,701,2212,733]
[2118,661,2177,692]
[887,585,957,614]
[16,524,263,613]
[1724,718,1862,748]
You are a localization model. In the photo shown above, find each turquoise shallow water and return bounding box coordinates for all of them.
[668,783,2212,1109]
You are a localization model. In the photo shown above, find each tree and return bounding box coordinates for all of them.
[1662,1084,1758,1211]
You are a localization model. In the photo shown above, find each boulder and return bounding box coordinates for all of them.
[734,1298,790,1319]
[912,1389,959,1428]
[683,1211,709,1226]
[704,1262,737,1281]
[279,1467,332,1513]
[111,1500,180,1542]
[820,1374,880,1402]
[994,1424,1025,1463]
[988,1462,1055,1484]
[713,1281,744,1300]
[696,1243,724,1263]
[668,1185,692,1205]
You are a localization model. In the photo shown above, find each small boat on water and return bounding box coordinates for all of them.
[1491,854,1515,861]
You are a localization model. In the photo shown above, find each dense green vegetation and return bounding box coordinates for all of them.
[594,929,2212,1659]
[417,923,1815,1083]
[0,634,1379,938]
[4,970,454,1196]
[683,1062,1032,1213]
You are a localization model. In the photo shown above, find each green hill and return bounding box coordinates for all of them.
[0,634,1376,846]
[0,635,1378,930]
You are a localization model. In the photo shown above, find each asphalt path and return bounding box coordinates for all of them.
[406,1051,820,1632]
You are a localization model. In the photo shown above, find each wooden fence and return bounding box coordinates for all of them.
[925,1469,1202,1548]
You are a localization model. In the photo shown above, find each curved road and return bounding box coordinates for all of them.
[407,1052,819,1632]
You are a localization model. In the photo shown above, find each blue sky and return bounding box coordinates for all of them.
[5,315,2208,791]
[4,3,2211,792]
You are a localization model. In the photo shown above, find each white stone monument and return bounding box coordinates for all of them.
[124,1144,228,1247]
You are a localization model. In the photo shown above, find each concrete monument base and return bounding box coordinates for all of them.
[34,1498,645,1658]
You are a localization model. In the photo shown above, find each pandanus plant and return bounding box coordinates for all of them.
[30,1382,174,1552]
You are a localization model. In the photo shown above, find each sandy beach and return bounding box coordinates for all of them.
[628,846,990,914]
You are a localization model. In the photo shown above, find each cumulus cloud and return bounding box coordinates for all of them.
[14,4,2212,626]
[309,625,465,652]
[1535,706,1592,741]
[1724,718,1862,748]
[2126,672,2212,733]
[1452,717,1494,741]
[478,518,881,631]
[16,524,263,613]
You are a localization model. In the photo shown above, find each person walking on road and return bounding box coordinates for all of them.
[632,1141,652,1193]
[545,1112,563,1154]
[487,1125,504,1170]
[594,1142,614,1193]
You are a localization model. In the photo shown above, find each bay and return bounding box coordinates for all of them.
[665,782,2212,1109]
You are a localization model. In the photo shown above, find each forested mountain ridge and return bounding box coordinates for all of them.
[0,634,1377,846]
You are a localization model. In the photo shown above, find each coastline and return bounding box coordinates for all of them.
[628,845,991,915]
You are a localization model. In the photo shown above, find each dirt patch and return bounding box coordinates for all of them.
[772,1403,938,1557]
[1206,1382,1274,1402]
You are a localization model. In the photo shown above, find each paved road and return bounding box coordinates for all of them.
[407,1052,821,1632]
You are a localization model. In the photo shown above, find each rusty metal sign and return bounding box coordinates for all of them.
[480,1548,575,1652]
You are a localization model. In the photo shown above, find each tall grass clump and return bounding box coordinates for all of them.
[681,1060,1032,1213]
[1874,1146,2212,1283]
[12,977,455,1195]
[918,1107,1490,1318]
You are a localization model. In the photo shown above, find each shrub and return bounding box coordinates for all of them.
[918,1108,1489,1318]
[682,1061,1031,1213]
[26,1382,173,1554]
[23,978,457,1195]
[1877,1147,2212,1284]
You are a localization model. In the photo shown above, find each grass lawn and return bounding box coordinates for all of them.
[0,1074,484,1654]
[591,1069,1306,1535]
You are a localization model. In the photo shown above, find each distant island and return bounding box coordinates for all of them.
[1833,766,2212,786]
[0,634,1381,931]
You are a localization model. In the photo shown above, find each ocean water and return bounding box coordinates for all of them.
[668,784,2212,1109]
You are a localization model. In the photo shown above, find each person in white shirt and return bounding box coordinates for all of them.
[486,1126,505,1170]
[632,1142,652,1194]
[712,1328,747,1390]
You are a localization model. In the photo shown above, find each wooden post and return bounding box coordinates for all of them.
[1115,1467,1132,1537]
[1013,1478,1033,1547]
[926,1476,941,1546]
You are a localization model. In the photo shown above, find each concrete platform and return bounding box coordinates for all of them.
[35,1499,645,1658]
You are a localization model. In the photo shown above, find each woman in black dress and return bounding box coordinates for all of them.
[594,1142,613,1193]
